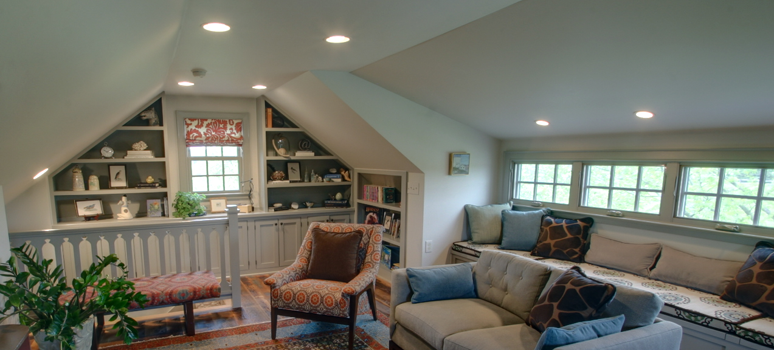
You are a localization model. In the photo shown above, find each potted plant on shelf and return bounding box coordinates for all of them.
[0,243,147,350]
[172,191,207,219]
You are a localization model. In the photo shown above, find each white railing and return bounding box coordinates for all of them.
[8,206,242,308]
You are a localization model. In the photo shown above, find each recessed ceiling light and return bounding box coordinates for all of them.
[536,120,550,126]
[326,35,350,43]
[635,111,654,119]
[252,85,267,90]
[202,22,230,32]
[33,168,48,179]
[178,81,194,86]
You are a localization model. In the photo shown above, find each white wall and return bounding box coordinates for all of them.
[312,71,501,266]
[0,186,11,262]
[6,180,52,232]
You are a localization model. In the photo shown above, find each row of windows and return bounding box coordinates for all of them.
[512,163,774,229]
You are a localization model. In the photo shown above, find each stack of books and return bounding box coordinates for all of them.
[324,173,342,182]
[362,185,400,204]
[382,244,400,271]
[295,150,314,156]
[363,205,401,239]
[136,182,161,188]
[324,199,348,208]
[125,150,154,159]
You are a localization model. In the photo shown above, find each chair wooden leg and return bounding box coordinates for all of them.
[348,292,360,350]
[366,283,377,320]
[91,312,104,350]
[183,301,195,336]
[271,307,278,340]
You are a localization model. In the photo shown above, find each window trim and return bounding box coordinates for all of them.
[512,162,574,205]
[580,164,666,215]
[189,146,243,194]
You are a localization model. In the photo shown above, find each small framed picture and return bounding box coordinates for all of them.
[109,164,128,188]
[147,199,162,217]
[449,152,470,175]
[287,162,301,182]
[74,199,104,217]
[210,197,227,213]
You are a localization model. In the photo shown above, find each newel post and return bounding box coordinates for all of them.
[226,205,241,308]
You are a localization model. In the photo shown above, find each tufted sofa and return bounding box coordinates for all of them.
[389,250,683,350]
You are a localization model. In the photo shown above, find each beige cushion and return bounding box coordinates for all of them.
[650,245,744,295]
[444,324,541,350]
[394,298,523,350]
[465,203,511,244]
[473,250,551,320]
[585,234,662,277]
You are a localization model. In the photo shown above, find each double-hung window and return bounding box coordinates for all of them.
[677,167,774,228]
[184,118,244,193]
[582,165,665,214]
[513,163,572,204]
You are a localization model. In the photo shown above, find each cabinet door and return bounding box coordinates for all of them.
[306,215,330,224]
[329,214,351,223]
[254,220,279,269]
[236,221,251,272]
[278,218,302,267]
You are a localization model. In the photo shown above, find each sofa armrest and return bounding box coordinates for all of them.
[557,320,682,350]
[390,268,412,336]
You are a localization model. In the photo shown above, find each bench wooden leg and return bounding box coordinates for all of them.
[92,313,104,350]
[183,301,195,336]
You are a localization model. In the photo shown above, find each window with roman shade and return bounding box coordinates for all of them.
[184,118,244,193]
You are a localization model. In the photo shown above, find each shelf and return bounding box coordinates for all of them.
[118,126,164,131]
[265,156,337,161]
[383,234,400,246]
[267,181,351,188]
[356,199,401,211]
[73,158,167,163]
[266,127,305,133]
[54,188,169,196]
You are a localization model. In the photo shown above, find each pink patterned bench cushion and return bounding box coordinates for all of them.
[59,271,221,309]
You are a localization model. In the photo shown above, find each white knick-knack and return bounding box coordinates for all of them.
[116,195,134,220]
[72,166,85,191]
[88,175,100,191]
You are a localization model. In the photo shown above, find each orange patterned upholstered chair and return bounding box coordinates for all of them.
[264,222,383,350]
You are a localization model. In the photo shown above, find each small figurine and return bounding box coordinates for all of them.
[314,174,323,182]
[139,108,159,126]
[340,168,351,182]
[146,175,155,184]
[116,195,134,220]
[132,141,148,151]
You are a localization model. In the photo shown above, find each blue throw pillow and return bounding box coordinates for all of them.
[406,263,476,303]
[500,208,551,250]
[534,315,625,350]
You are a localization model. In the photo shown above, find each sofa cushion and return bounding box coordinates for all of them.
[531,216,594,263]
[465,203,511,244]
[473,250,552,320]
[721,243,774,318]
[307,228,363,282]
[534,314,625,350]
[395,298,524,350]
[650,245,744,295]
[528,266,617,333]
[407,263,476,303]
[584,234,661,277]
[599,284,663,329]
[500,208,551,251]
[443,324,541,350]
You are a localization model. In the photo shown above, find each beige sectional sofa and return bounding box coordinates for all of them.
[389,250,683,350]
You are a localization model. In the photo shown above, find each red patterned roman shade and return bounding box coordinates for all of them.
[184,118,243,147]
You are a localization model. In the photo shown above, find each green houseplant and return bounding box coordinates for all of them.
[172,191,207,219]
[0,243,147,350]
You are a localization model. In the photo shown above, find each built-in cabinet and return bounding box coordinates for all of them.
[354,169,407,282]
[50,96,169,224]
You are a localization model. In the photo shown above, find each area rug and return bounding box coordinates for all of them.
[102,311,390,350]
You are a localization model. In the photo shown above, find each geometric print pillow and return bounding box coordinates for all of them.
[528,266,617,333]
[721,244,774,318]
[531,216,594,263]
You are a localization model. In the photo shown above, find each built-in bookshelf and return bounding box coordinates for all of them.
[354,169,407,282]
[260,98,353,212]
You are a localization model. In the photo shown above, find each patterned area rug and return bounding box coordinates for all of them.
[102,311,389,350]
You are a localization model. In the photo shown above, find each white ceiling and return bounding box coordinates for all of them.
[1,0,772,202]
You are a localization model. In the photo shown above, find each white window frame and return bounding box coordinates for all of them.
[188,146,243,194]
[176,112,251,198]
[511,162,574,206]
[580,164,666,215]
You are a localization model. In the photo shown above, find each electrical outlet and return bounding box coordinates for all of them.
[424,240,432,253]
[408,181,420,195]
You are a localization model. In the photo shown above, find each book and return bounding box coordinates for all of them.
[324,173,342,182]
[363,206,383,225]
[295,150,314,156]
[266,108,272,128]
[382,244,400,270]
[136,182,161,188]
[383,187,400,203]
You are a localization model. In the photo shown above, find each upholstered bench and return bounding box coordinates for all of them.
[62,270,221,349]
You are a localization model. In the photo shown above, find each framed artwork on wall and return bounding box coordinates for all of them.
[287,162,301,182]
[108,164,128,188]
[449,152,470,175]
[75,199,104,217]
[210,197,227,213]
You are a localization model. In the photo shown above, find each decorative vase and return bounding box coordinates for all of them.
[72,166,85,191]
[88,175,99,191]
[271,133,289,156]
[34,316,94,350]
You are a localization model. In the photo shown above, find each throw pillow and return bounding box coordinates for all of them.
[528,266,616,333]
[531,216,594,263]
[407,263,476,303]
[500,208,551,251]
[584,234,662,277]
[650,245,744,295]
[465,203,511,244]
[721,242,774,317]
[534,315,625,350]
[306,228,364,282]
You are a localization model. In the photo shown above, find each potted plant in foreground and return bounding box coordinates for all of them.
[0,243,147,350]
[172,191,207,219]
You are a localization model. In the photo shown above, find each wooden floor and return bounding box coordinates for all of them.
[92,274,391,348]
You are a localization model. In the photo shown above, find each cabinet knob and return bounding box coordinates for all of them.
[280,222,283,226]
[274,223,277,226]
